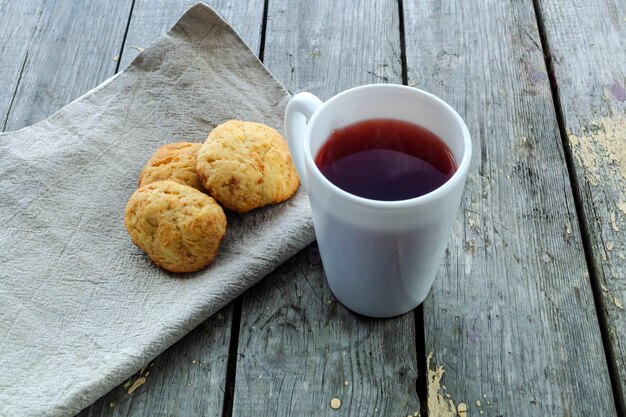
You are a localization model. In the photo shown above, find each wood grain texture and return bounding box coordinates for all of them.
[76,307,233,417]
[0,0,44,131]
[234,249,421,416]
[404,0,617,415]
[538,0,626,410]
[118,0,265,69]
[2,0,133,131]
[262,0,401,99]
[2,0,619,416]
[231,1,420,416]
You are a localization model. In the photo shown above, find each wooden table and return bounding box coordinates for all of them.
[2,1,625,416]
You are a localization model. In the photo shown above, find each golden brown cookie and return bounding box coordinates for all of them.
[138,142,204,191]
[195,120,300,213]
[124,180,227,273]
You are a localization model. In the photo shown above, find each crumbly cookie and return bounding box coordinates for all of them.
[138,142,204,191]
[195,120,300,213]
[125,180,227,273]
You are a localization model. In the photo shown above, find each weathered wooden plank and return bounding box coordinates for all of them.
[0,0,44,131]
[261,0,401,100]
[118,0,264,69]
[76,307,233,417]
[232,1,421,416]
[3,0,133,131]
[404,0,617,415]
[76,1,266,415]
[538,0,626,411]
[235,250,421,416]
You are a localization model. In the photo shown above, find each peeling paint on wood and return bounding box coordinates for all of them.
[427,353,458,417]
[541,0,626,408]
[405,0,617,414]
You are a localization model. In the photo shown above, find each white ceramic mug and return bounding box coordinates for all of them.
[285,84,471,318]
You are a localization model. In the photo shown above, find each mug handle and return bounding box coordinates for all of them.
[284,92,323,191]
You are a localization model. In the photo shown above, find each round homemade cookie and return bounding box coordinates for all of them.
[138,142,204,191]
[124,180,227,273]
[195,120,300,213]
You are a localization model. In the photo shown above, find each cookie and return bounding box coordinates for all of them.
[125,180,227,273]
[195,120,300,213]
[138,142,204,191]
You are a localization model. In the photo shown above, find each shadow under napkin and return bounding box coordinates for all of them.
[0,3,314,416]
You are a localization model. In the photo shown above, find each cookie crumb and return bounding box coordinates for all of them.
[344,380,349,386]
[330,398,341,410]
[457,403,467,417]
[127,377,146,394]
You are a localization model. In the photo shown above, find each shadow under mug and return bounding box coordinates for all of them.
[285,84,472,318]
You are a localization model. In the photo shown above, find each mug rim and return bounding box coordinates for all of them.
[303,84,472,209]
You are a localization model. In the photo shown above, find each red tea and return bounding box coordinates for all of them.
[315,118,456,201]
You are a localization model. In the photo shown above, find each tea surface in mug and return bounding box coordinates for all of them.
[314,118,457,201]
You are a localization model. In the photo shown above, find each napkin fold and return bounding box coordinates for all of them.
[0,3,314,416]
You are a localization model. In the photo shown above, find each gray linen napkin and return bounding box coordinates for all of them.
[0,3,314,416]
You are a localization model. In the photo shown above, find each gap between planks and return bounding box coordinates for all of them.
[398,0,429,412]
[114,0,137,74]
[531,0,625,414]
[223,296,243,417]
[414,306,428,414]
[222,1,271,416]
[1,3,45,132]
[1,51,28,132]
